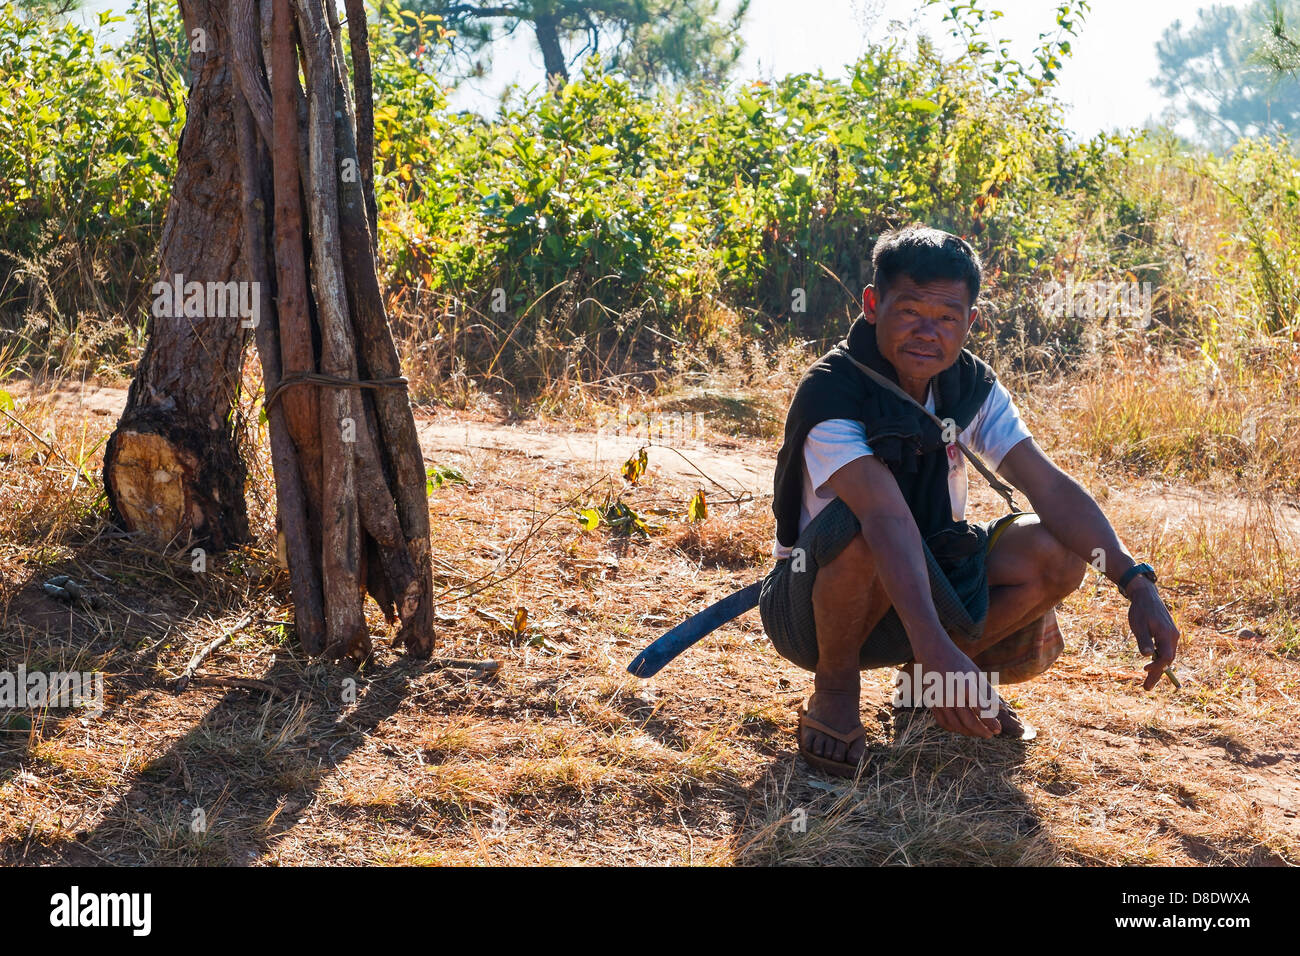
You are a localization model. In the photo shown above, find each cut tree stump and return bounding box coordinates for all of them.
[104,0,249,552]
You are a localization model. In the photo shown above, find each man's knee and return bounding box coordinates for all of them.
[1039,532,1085,597]
[989,518,1085,598]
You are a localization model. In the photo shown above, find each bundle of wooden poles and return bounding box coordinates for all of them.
[229,0,435,660]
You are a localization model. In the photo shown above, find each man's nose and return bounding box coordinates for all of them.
[911,315,941,340]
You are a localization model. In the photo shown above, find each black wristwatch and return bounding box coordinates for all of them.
[1117,562,1157,597]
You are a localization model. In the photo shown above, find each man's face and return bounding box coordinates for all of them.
[863,275,978,384]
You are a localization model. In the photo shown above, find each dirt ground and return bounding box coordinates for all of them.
[1,379,1297,865]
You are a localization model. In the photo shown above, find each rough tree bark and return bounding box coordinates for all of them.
[106,0,436,660]
[104,0,250,551]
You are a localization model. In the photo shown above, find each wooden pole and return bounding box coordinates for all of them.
[293,0,368,661]
[217,0,438,662]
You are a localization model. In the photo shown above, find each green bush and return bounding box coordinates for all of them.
[374,0,1096,369]
[2,0,1295,391]
[1206,137,1300,336]
[0,2,183,369]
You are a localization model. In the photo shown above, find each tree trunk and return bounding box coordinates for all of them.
[107,0,437,660]
[104,0,251,552]
[534,14,569,89]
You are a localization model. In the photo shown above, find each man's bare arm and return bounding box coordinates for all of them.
[825,455,1000,737]
[997,438,1134,579]
[997,437,1180,690]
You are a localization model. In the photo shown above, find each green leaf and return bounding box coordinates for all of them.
[504,203,533,226]
[426,464,467,493]
[0,390,13,412]
[899,97,941,113]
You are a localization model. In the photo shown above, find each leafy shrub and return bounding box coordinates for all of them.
[0,2,183,370]
[375,0,1098,383]
[2,0,1295,397]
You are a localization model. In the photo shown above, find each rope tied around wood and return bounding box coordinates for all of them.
[264,371,409,410]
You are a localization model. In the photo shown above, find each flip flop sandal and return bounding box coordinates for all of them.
[992,697,1037,741]
[796,698,867,779]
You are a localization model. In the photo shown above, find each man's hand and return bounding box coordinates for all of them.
[998,440,1181,691]
[824,456,1004,736]
[914,641,1003,738]
[1126,577,1180,691]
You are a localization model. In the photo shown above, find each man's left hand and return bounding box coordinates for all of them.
[1126,577,1180,691]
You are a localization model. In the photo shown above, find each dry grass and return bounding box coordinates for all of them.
[1034,345,1300,496]
[1,328,1298,866]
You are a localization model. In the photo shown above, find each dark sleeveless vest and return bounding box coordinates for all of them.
[772,316,996,562]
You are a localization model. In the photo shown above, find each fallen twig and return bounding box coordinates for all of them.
[174,613,253,693]
[187,675,288,698]
[430,657,502,677]
[652,443,744,501]
[433,473,611,607]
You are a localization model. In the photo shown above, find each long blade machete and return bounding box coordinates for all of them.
[627,581,762,678]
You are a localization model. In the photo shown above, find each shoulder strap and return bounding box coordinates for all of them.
[834,345,1021,514]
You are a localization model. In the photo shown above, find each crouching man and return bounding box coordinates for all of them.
[759,225,1180,777]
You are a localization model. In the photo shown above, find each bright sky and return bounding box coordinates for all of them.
[74,0,1256,138]
[727,0,1246,137]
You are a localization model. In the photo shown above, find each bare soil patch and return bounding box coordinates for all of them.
[1,380,1296,865]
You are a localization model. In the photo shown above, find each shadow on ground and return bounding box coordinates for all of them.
[0,528,441,865]
[724,707,1046,865]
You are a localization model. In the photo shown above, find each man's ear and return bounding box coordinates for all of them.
[862,286,878,323]
[967,306,981,334]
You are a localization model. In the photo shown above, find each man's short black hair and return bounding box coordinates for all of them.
[871,225,982,308]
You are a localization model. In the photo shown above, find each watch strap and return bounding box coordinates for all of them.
[1117,562,1156,595]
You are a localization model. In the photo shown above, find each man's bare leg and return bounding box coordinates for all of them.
[895,516,1085,733]
[809,515,1085,753]
[976,514,1085,654]
[803,535,891,764]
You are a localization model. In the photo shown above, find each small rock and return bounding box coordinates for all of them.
[1236,627,1263,641]
[42,576,100,607]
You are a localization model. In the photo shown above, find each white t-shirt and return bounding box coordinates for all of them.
[773,380,1032,558]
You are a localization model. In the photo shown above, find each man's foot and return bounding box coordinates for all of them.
[890,691,1036,741]
[991,697,1035,740]
[799,689,868,769]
